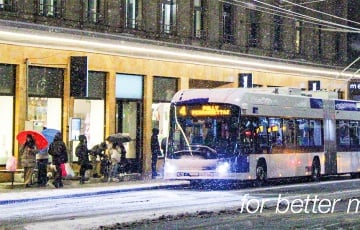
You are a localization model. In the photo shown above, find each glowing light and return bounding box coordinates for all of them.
[191,105,230,116]
[179,106,187,116]
[257,126,264,133]
[216,162,230,175]
[164,163,177,174]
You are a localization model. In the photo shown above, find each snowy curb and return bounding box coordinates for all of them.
[0,180,190,205]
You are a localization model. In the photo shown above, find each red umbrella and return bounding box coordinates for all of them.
[16,130,49,150]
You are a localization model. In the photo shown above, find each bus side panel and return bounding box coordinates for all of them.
[337,152,360,174]
[232,155,250,173]
[253,152,325,179]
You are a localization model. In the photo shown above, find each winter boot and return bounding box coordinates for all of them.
[80,176,85,184]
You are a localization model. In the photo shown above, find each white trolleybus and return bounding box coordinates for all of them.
[163,87,360,184]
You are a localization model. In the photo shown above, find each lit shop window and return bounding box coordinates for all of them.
[0,64,15,164]
[152,76,177,157]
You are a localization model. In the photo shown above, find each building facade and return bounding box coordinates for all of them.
[0,0,358,178]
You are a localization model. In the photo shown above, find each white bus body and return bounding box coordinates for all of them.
[163,87,360,182]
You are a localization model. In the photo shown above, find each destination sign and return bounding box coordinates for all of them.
[178,105,231,117]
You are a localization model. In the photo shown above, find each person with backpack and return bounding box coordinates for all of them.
[48,132,68,188]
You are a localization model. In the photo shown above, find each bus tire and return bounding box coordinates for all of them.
[350,173,360,179]
[311,158,321,182]
[256,161,267,186]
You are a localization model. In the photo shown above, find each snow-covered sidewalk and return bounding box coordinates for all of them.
[0,179,189,205]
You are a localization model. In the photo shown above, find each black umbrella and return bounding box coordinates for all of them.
[106,133,132,144]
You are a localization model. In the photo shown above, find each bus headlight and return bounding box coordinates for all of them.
[216,162,230,175]
[165,162,177,174]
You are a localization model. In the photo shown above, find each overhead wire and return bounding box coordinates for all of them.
[252,0,360,32]
[282,0,360,27]
[298,0,327,5]
[221,0,339,31]
[219,0,360,33]
[219,0,360,85]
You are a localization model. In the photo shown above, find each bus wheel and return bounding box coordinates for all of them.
[256,163,267,186]
[350,173,360,179]
[311,159,321,182]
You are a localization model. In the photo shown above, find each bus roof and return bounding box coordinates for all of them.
[172,87,337,105]
[171,87,357,119]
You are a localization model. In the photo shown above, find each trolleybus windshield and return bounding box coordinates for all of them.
[167,103,240,159]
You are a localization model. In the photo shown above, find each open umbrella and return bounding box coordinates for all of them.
[106,133,132,144]
[16,130,49,150]
[41,128,60,145]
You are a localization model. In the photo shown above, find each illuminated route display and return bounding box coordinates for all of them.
[177,105,232,117]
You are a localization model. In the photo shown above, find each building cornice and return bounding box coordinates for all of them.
[0,19,358,85]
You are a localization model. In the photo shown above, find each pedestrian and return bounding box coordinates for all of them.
[36,148,49,187]
[48,132,68,188]
[151,128,161,179]
[118,142,129,174]
[76,135,91,184]
[108,142,121,182]
[89,142,107,178]
[20,134,38,188]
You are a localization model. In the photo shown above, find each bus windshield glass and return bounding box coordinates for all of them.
[167,103,240,159]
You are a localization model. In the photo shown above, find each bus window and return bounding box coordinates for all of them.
[258,117,270,153]
[191,123,204,144]
[335,120,360,151]
[349,121,360,146]
[311,120,322,146]
[297,119,309,146]
[337,121,350,147]
[269,118,283,146]
[296,119,323,147]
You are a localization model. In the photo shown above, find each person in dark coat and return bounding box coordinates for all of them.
[20,134,38,188]
[48,132,68,188]
[90,142,107,178]
[151,128,161,179]
[37,127,49,187]
[36,148,49,187]
[118,142,129,174]
[76,135,91,184]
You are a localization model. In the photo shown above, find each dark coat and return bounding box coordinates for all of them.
[119,143,126,162]
[151,134,161,160]
[76,142,90,165]
[48,134,68,165]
